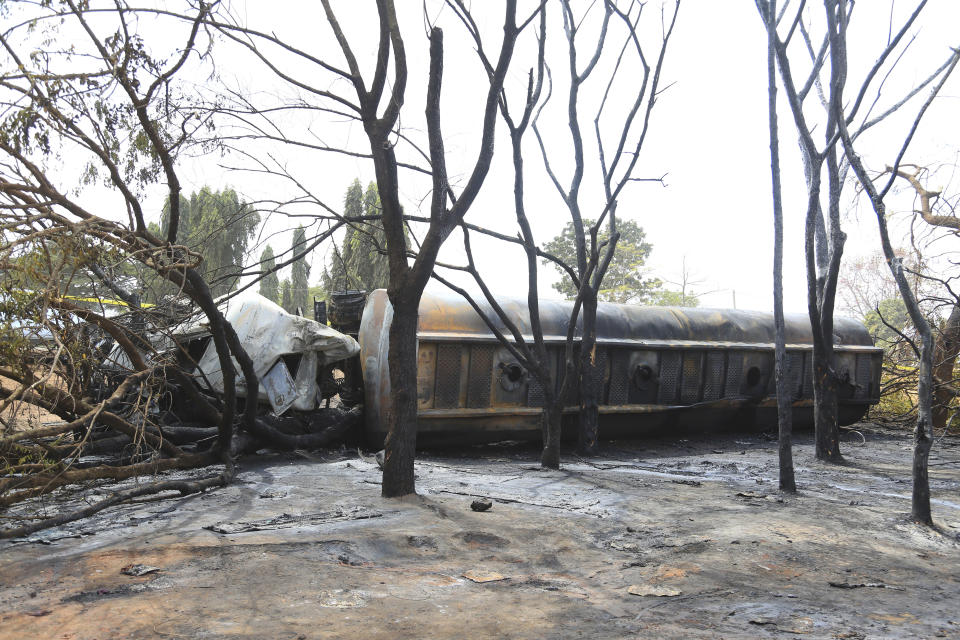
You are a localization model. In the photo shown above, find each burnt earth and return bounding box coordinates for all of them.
[1,423,958,639]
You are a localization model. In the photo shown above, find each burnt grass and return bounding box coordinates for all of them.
[1,422,958,639]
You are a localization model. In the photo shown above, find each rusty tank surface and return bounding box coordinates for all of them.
[358,289,883,447]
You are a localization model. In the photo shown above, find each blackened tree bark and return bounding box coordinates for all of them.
[786,1,847,464]
[431,1,565,467]
[757,0,796,492]
[842,169,936,524]
[770,0,938,464]
[812,0,850,462]
[835,30,960,525]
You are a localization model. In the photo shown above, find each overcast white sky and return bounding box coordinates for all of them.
[164,0,960,315]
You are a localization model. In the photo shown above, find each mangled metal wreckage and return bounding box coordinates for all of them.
[105,294,360,417]
[190,295,359,415]
[359,290,883,447]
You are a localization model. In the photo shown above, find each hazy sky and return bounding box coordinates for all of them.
[166,0,960,315]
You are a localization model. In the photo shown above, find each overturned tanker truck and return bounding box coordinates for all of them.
[352,289,883,447]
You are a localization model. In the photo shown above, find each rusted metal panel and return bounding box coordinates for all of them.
[835,352,858,400]
[870,352,883,400]
[854,353,873,400]
[527,374,546,408]
[458,348,471,407]
[358,290,884,446]
[609,350,630,404]
[741,352,772,397]
[435,343,463,409]
[658,351,681,404]
[703,351,725,401]
[802,352,814,398]
[590,347,610,404]
[467,344,494,408]
[559,347,580,407]
[724,353,743,398]
[787,352,804,399]
[680,351,703,405]
[417,343,437,410]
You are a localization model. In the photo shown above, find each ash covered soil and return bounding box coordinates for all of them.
[1,424,959,639]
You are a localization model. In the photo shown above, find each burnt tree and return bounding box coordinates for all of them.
[531,0,680,459]
[756,0,797,492]
[0,1,248,532]
[429,0,679,468]
[768,0,952,464]
[834,31,960,524]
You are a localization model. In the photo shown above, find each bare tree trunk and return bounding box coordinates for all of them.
[578,291,600,455]
[381,296,421,496]
[760,0,797,492]
[900,293,935,525]
[815,134,847,462]
[184,269,238,462]
[812,359,842,460]
[911,410,934,524]
[433,6,574,471]
[534,0,678,459]
[809,0,849,464]
[803,157,842,463]
[541,390,562,469]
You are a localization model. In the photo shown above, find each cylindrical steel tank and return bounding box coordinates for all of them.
[359,289,882,447]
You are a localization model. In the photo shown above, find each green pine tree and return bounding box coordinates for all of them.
[160,187,260,299]
[325,179,393,293]
[280,279,292,313]
[290,226,311,315]
[542,219,663,304]
[259,245,279,303]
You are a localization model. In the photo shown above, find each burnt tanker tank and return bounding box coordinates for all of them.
[358,289,882,447]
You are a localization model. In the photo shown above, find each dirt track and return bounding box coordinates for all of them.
[1,424,959,639]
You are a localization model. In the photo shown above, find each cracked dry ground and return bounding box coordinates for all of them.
[1,424,959,639]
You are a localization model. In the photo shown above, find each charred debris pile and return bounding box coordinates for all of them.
[0,292,366,538]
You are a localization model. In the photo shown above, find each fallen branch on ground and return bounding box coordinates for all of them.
[0,468,232,539]
[0,452,213,508]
